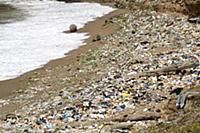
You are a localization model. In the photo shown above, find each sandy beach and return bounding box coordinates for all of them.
[0,0,199,132]
[0,7,125,117]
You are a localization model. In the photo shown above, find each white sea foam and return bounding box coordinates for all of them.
[0,0,114,81]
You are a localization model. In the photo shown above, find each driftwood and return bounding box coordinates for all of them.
[99,122,135,133]
[136,62,199,78]
[98,113,161,133]
[111,122,135,129]
[111,113,161,122]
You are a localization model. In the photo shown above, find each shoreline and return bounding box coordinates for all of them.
[0,8,126,114]
[0,1,199,132]
[0,1,114,82]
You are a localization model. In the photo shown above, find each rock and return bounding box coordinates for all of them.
[169,87,183,95]
[92,35,101,42]
[96,35,101,41]
[155,108,161,113]
[69,24,77,32]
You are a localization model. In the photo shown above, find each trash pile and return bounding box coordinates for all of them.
[0,7,199,133]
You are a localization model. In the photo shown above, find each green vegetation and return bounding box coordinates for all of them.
[148,122,200,133]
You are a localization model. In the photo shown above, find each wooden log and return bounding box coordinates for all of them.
[111,122,135,129]
[137,62,199,77]
[112,113,161,122]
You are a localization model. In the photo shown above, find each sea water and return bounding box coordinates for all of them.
[0,0,113,81]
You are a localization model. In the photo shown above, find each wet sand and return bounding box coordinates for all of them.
[0,3,25,24]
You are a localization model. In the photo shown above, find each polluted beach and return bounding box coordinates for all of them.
[0,0,200,132]
[0,0,113,81]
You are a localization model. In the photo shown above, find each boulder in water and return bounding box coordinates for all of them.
[69,24,77,32]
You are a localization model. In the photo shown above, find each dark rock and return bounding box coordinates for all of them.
[23,129,29,133]
[131,30,136,34]
[169,87,183,95]
[155,108,161,113]
[114,73,121,79]
[140,41,149,45]
[59,91,64,96]
[57,102,63,105]
[92,35,101,42]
